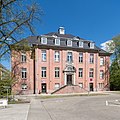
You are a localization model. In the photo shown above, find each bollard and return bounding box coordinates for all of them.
[106,101,108,106]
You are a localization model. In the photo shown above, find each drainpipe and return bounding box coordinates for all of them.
[95,53,98,91]
[32,44,36,94]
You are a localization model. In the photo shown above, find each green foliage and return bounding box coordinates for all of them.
[110,60,120,90]
[112,35,120,59]
[0,71,12,98]
[0,80,11,98]
[110,35,120,90]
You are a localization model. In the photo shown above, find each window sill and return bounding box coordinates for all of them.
[100,65,104,67]
[42,60,47,62]
[54,77,60,79]
[66,61,73,63]
[21,62,27,63]
[21,78,27,80]
[79,62,83,64]
[41,77,47,78]
[55,61,60,62]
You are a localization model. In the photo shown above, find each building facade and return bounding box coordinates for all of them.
[12,27,111,94]
[0,63,9,81]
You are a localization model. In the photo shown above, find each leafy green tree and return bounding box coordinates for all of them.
[109,35,120,90]
[110,60,120,90]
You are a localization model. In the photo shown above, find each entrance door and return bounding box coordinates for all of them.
[67,75,72,85]
[89,83,94,91]
[41,83,47,93]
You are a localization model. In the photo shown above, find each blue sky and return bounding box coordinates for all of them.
[38,0,120,45]
[1,0,120,69]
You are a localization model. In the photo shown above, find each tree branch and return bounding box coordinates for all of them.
[1,0,16,8]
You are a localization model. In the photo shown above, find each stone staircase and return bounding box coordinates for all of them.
[51,85,87,94]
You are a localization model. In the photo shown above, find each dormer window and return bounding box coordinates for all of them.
[90,42,94,49]
[55,38,60,45]
[67,40,72,46]
[41,37,47,44]
[79,41,83,47]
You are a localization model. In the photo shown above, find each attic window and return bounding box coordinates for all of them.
[21,83,27,90]
[79,41,83,47]
[90,42,94,49]
[41,37,47,44]
[67,40,72,46]
[55,38,60,45]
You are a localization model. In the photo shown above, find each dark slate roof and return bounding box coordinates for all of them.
[44,32,85,40]
[17,32,111,56]
[45,32,76,38]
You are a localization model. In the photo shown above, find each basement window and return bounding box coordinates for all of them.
[21,83,27,90]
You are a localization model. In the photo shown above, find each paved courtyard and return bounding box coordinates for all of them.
[0,92,120,120]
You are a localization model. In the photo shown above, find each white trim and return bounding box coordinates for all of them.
[79,41,83,48]
[55,38,60,45]
[41,37,47,44]
[67,40,72,46]
[73,73,75,85]
[64,72,67,85]
[90,42,94,49]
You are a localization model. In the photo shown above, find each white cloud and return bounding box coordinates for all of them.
[100,40,114,53]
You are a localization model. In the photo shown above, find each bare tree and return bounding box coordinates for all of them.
[0,0,43,59]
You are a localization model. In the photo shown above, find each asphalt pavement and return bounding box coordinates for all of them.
[0,92,120,120]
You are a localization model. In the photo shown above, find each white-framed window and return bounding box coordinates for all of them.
[90,54,94,64]
[67,40,72,46]
[89,68,94,78]
[79,68,83,78]
[79,41,83,47]
[67,52,73,62]
[21,83,27,90]
[98,83,104,89]
[55,83,60,90]
[79,53,83,63]
[21,68,27,79]
[41,37,47,44]
[54,51,60,62]
[41,67,46,77]
[100,57,104,66]
[79,83,83,88]
[21,53,26,62]
[55,38,60,45]
[90,42,94,49]
[100,70,104,79]
[42,50,46,61]
[55,67,60,78]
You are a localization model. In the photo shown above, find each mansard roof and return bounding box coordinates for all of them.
[17,31,111,56]
[45,32,77,39]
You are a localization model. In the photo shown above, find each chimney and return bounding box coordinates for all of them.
[58,27,65,34]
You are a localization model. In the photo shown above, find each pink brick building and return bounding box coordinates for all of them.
[12,27,111,94]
